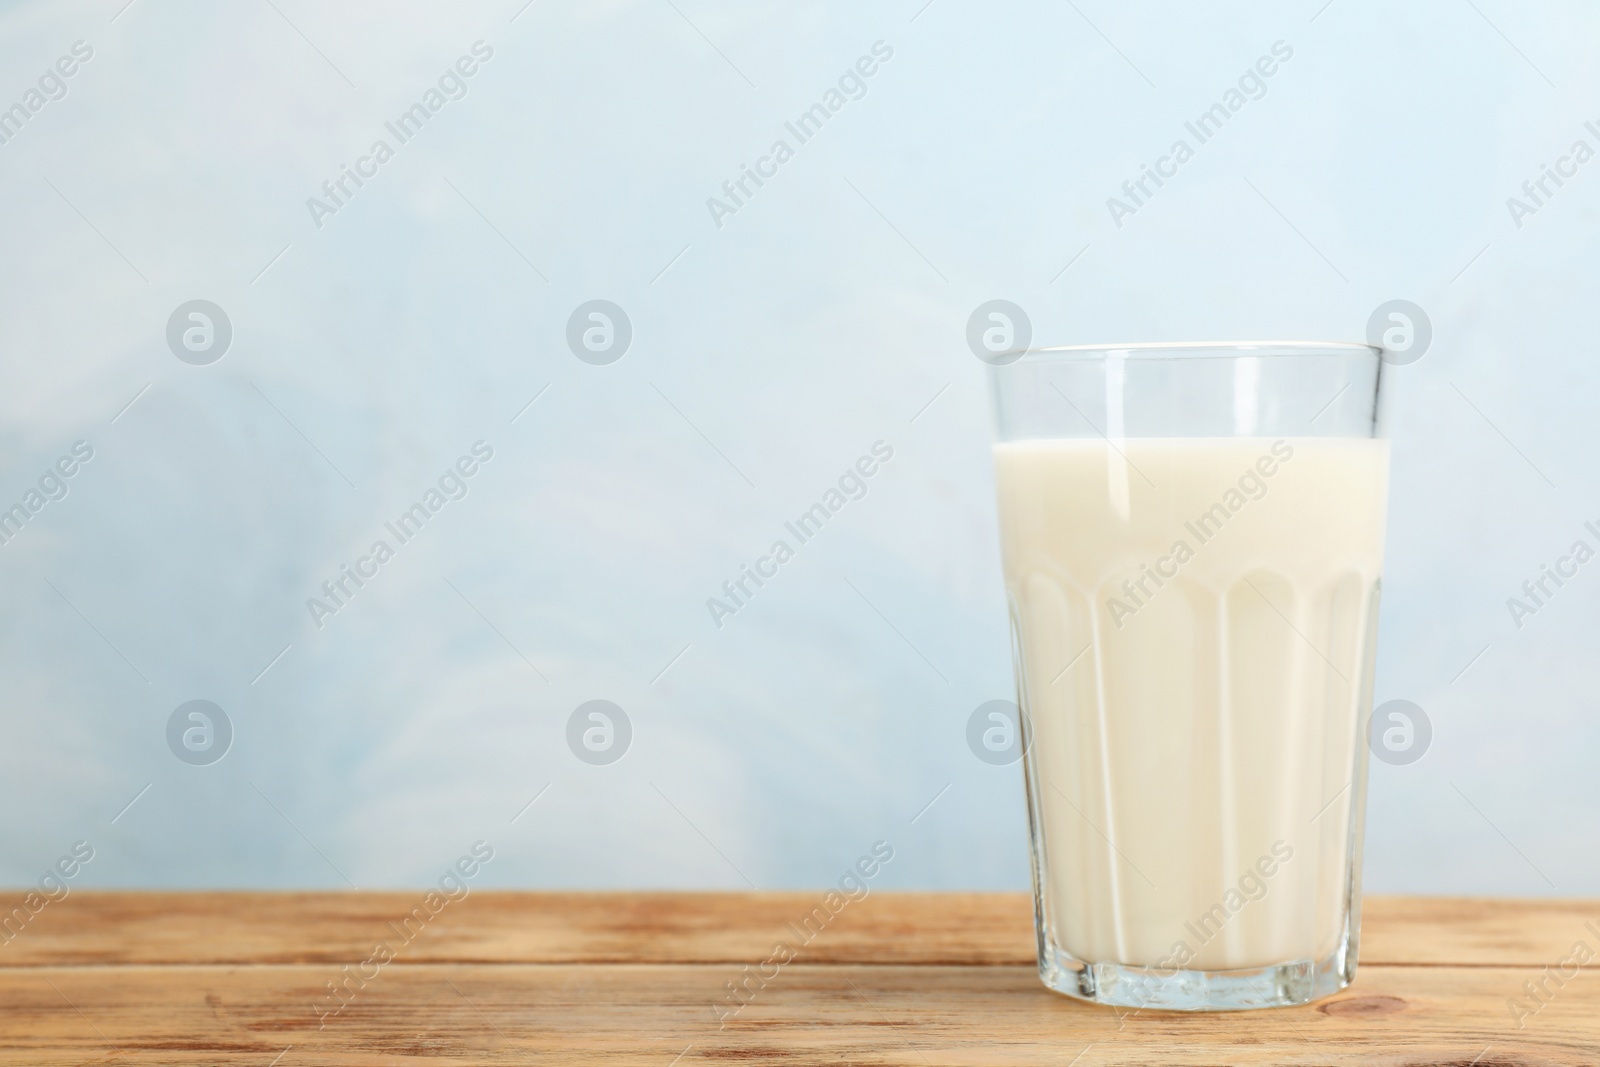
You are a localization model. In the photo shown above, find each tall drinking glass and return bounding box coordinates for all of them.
[988,342,1389,1011]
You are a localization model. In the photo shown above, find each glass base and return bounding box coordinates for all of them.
[1038,941,1354,1012]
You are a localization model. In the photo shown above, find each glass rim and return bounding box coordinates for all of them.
[1008,341,1381,363]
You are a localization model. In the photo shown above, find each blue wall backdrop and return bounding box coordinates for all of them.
[0,0,1594,895]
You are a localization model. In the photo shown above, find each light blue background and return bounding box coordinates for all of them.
[0,0,1592,895]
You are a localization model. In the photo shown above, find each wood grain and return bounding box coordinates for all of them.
[0,890,1036,966]
[7,891,1600,966]
[1,892,1596,1064]
[3,964,1595,1065]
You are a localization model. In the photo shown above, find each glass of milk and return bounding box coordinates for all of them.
[988,342,1388,1011]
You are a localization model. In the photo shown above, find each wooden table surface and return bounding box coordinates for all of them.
[1,891,1596,1064]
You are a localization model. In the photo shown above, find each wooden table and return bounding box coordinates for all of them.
[2,892,1596,1063]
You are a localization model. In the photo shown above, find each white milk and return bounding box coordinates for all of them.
[993,437,1388,971]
